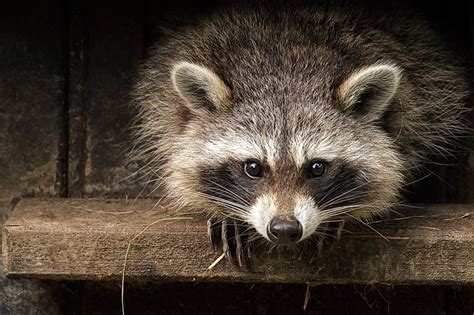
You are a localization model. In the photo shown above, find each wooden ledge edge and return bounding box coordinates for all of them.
[2,198,473,284]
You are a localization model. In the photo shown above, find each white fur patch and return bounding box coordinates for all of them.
[294,194,321,240]
[200,132,280,170]
[248,194,278,241]
[339,63,402,119]
[202,137,264,162]
[290,132,340,169]
[171,61,230,111]
[262,137,278,170]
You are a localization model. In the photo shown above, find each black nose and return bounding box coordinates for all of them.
[267,217,303,245]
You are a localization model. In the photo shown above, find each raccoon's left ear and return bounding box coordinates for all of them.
[171,61,231,114]
[338,64,402,121]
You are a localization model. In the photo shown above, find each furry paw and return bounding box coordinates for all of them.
[207,218,249,267]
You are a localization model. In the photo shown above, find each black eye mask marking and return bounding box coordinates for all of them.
[199,158,372,218]
[305,160,371,210]
[199,160,262,210]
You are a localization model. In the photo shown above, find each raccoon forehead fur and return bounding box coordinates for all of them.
[131,2,469,242]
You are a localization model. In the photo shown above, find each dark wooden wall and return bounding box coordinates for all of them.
[0,0,472,314]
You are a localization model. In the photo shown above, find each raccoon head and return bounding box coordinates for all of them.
[166,61,404,245]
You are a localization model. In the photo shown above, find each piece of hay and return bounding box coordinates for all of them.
[207,252,226,270]
[121,216,193,315]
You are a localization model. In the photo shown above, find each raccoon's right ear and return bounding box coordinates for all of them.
[171,61,231,114]
[338,64,402,121]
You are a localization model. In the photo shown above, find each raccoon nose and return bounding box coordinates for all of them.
[267,217,303,245]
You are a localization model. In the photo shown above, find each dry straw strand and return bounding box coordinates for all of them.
[121,216,194,315]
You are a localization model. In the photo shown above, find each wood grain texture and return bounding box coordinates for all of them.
[0,1,65,199]
[3,198,473,284]
[67,0,88,198]
[0,1,66,313]
[82,1,145,197]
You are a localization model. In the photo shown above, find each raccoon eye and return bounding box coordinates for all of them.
[308,160,326,178]
[243,160,264,178]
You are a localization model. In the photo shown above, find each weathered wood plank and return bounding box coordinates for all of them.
[82,1,145,197]
[67,0,88,198]
[0,2,66,199]
[2,198,473,284]
[0,1,67,313]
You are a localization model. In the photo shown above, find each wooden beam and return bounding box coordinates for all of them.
[2,198,473,284]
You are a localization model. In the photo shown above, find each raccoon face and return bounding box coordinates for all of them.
[168,61,405,245]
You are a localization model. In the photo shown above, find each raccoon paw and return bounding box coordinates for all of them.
[207,218,248,268]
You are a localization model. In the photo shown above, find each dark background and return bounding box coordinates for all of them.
[0,0,472,314]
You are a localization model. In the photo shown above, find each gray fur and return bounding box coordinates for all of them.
[130,2,469,242]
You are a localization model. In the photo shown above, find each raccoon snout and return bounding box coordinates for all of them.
[267,216,303,245]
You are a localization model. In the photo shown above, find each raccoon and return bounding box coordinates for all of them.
[131,2,469,264]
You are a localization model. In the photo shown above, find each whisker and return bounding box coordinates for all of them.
[316,177,359,208]
[319,192,371,210]
[202,178,252,206]
[346,213,389,242]
[318,181,371,210]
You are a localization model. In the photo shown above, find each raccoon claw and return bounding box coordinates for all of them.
[222,219,248,267]
[207,218,221,251]
[207,218,248,267]
[232,220,246,267]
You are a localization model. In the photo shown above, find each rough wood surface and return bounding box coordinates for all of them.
[0,1,66,313]
[2,198,473,284]
[0,2,65,200]
[0,0,472,313]
[67,0,88,198]
[82,1,145,197]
